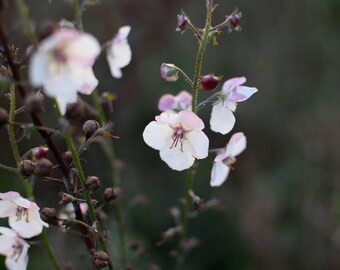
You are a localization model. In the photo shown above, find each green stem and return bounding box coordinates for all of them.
[8,84,61,270]
[73,0,84,32]
[175,1,214,269]
[15,0,38,47]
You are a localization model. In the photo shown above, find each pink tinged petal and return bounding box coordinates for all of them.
[210,160,230,187]
[186,130,209,159]
[176,91,192,109]
[0,235,16,256]
[28,52,49,87]
[0,191,21,200]
[179,111,204,131]
[159,141,195,171]
[77,68,98,95]
[228,86,258,102]
[227,132,247,157]
[210,102,236,135]
[0,201,17,217]
[156,112,181,125]
[11,196,33,209]
[158,94,176,111]
[222,77,246,92]
[143,121,173,151]
[214,151,228,162]
[114,25,131,43]
[0,227,18,237]
[79,203,88,215]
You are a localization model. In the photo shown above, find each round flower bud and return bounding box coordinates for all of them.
[160,63,179,82]
[65,100,85,120]
[19,160,35,177]
[34,158,53,177]
[25,92,45,113]
[92,251,110,268]
[229,15,239,28]
[82,120,100,139]
[176,14,188,32]
[62,151,73,166]
[199,75,220,91]
[103,187,120,202]
[86,176,101,192]
[0,107,9,129]
[33,147,49,160]
[40,207,58,225]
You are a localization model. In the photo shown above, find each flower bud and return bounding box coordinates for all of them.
[65,100,85,120]
[25,92,45,113]
[92,251,110,268]
[59,192,75,205]
[227,9,242,32]
[62,151,73,166]
[103,187,120,202]
[41,207,58,225]
[86,176,101,192]
[199,74,220,91]
[0,107,9,129]
[19,160,35,177]
[33,147,49,160]
[160,63,179,82]
[34,158,53,177]
[176,14,188,32]
[82,120,100,139]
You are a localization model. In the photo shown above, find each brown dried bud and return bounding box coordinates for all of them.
[103,187,120,202]
[62,151,73,166]
[34,158,53,177]
[36,20,57,41]
[40,207,58,225]
[25,92,44,113]
[59,192,75,205]
[92,251,110,268]
[65,100,85,120]
[86,176,101,192]
[82,120,100,139]
[0,107,9,129]
[19,160,35,177]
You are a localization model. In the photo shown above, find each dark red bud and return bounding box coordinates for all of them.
[229,15,239,28]
[200,75,220,91]
[176,14,188,31]
[33,147,49,160]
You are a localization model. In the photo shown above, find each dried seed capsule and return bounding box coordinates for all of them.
[34,158,53,177]
[25,92,45,113]
[19,160,35,177]
[86,176,101,192]
[92,251,110,268]
[103,187,120,202]
[40,207,58,224]
[82,120,100,139]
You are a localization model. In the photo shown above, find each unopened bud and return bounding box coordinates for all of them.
[59,192,75,204]
[199,74,220,91]
[36,20,57,41]
[25,92,44,113]
[103,187,120,202]
[41,207,58,224]
[160,63,179,82]
[62,151,73,166]
[65,100,85,120]
[33,147,49,160]
[34,158,53,177]
[176,14,188,32]
[0,107,9,129]
[86,176,101,192]
[92,251,110,268]
[82,120,100,139]
[19,160,35,177]
[227,9,242,32]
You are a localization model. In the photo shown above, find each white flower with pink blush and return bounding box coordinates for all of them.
[107,25,132,78]
[29,28,101,114]
[210,132,246,187]
[143,110,209,171]
[0,227,30,270]
[0,192,48,238]
[210,77,257,135]
[158,91,192,112]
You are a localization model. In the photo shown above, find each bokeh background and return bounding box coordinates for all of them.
[0,0,340,269]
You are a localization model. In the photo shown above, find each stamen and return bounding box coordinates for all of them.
[16,206,29,223]
[170,127,185,151]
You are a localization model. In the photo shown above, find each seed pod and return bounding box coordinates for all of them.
[82,120,100,139]
[65,100,85,120]
[86,176,101,192]
[19,160,35,177]
[62,151,73,166]
[92,251,110,268]
[25,92,45,113]
[34,158,53,177]
[103,187,120,202]
[40,207,58,225]
[0,107,9,129]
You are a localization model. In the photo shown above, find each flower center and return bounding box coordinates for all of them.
[170,126,185,150]
[222,156,236,168]
[53,46,68,63]
[11,240,24,262]
[16,206,30,223]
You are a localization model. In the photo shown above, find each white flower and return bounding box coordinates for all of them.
[0,227,30,270]
[0,192,48,238]
[210,77,257,135]
[143,110,209,171]
[107,25,132,78]
[210,132,246,187]
[29,28,101,114]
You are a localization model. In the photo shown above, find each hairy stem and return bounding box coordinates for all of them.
[73,0,84,32]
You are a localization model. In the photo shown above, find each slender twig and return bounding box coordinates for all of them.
[174,1,214,269]
[0,163,19,174]
[172,66,194,87]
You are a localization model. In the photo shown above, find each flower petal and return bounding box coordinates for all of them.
[158,94,176,111]
[5,240,29,270]
[0,201,16,218]
[210,160,230,187]
[0,235,15,256]
[176,91,192,110]
[179,111,204,130]
[228,86,258,102]
[76,68,98,95]
[227,132,247,157]
[143,121,172,151]
[210,102,235,135]
[222,77,246,92]
[186,130,209,159]
[28,52,48,87]
[159,141,195,171]
[156,112,181,125]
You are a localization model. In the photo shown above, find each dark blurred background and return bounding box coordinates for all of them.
[0,0,340,269]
